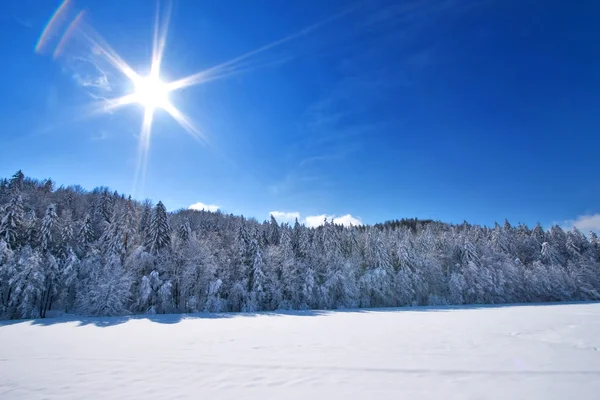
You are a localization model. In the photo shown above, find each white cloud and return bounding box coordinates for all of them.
[333,214,363,227]
[304,214,332,228]
[562,214,600,234]
[304,213,363,228]
[189,202,220,212]
[270,211,300,224]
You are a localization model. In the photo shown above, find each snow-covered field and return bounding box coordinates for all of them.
[1,303,600,399]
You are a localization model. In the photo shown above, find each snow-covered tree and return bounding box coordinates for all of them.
[78,213,96,249]
[40,204,59,253]
[147,201,171,255]
[9,170,24,192]
[77,255,132,316]
[244,244,266,311]
[0,193,24,248]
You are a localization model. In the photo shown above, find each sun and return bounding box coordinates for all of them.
[133,75,170,111]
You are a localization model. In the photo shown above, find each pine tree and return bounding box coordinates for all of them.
[278,227,302,308]
[77,254,132,316]
[177,221,191,243]
[0,239,15,316]
[541,242,562,266]
[40,204,59,253]
[8,246,46,319]
[120,198,137,256]
[61,250,80,313]
[531,223,546,244]
[0,193,24,249]
[245,244,266,311]
[268,215,280,246]
[41,179,54,194]
[99,190,114,224]
[8,170,24,192]
[78,213,96,249]
[139,200,152,242]
[147,201,171,255]
[58,214,74,258]
[101,219,123,257]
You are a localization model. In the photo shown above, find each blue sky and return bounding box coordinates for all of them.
[1,0,599,231]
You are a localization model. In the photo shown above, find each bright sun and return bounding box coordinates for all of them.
[133,75,170,111]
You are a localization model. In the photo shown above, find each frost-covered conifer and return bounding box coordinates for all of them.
[0,193,24,248]
[40,204,59,253]
[77,255,132,316]
[147,201,171,254]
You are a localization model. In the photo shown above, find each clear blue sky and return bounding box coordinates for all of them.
[1,0,599,230]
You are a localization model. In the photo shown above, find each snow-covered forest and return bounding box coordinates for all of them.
[1,171,599,320]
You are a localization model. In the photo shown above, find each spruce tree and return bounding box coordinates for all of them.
[79,213,96,249]
[147,201,171,255]
[8,170,24,192]
[268,215,280,246]
[177,221,191,243]
[0,193,24,249]
[40,204,59,253]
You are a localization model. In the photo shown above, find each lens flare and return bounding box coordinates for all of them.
[53,10,85,59]
[36,0,72,54]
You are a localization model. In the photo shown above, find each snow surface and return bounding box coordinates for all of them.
[1,303,600,399]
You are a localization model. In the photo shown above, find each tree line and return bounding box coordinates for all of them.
[1,170,599,319]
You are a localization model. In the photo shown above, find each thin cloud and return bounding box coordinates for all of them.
[562,214,600,235]
[189,202,220,212]
[72,71,110,90]
[66,55,113,92]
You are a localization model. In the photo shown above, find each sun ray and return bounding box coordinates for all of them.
[77,25,140,83]
[102,93,139,113]
[162,103,208,145]
[132,109,155,196]
[150,0,172,79]
[165,4,359,93]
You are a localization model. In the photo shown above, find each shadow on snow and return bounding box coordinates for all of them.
[0,300,597,328]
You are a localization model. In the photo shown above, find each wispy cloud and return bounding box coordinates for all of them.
[562,214,600,234]
[270,211,301,224]
[72,71,110,90]
[67,55,112,92]
[273,0,490,199]
[189,202,220,212]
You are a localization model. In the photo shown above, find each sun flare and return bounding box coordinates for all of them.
[44,0,351,196]
[133,75,170,111]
